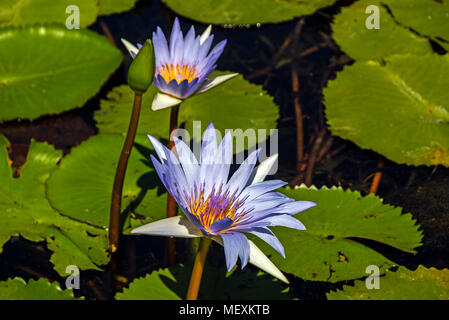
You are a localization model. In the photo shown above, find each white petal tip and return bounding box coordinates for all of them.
[152,93,183,111]
[200,25,212,45]
[131,216,202,238]
[121,38,139,58]
[197,73,239,94]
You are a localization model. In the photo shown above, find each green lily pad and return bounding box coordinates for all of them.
[384,0,449,49]
[95,72,279,153]
[98,0,138,15]
[251,185,422,283]
[116,265,291,300]
[324,54,449,166]
[116,268,182,300]
[46,134,167,231]
[0,278,81,300]
[0,136,109,276]
[327,266,449,300]
[0,25,122,122]
[161,0,337,25]
[0,0,98,27]
[332,0,431,61]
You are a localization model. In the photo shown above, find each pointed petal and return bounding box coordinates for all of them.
[249,154,278,185]
[121,38,139,58]
[219,232,250,271]
[131,216,202,238]
[200,25,212,45]
[278,201,317,215]
[213,237,289,283]
[238,180,287,203]
[173,136,199,188]
[247,227,285,258]
[248,240,289,283]
[152,92,182,111]
[197,73,238,94]
[227,149,260,196]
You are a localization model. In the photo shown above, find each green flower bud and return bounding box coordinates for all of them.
[127,40,155,93]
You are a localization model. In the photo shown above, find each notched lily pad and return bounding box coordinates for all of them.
[0,0,98,27]
[161,0,337,25]
[0,25,122,121]
[332,0,431,61]
[116,265,291,300]
[95,72,279,153]
[0,278,81,300]
[383,0,449,50]
[98,0,138,15]
[0,136,108,276]
[327,265,449,300]
[251,185,422,282]
[46,134,167,231]
[324,54,449,166]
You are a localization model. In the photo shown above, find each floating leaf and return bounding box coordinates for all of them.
[0,26,122,121]
[251,185,422,282]
[46,134,167,231]
[384,0,449,49]
[0,278,81,300]
[327,266,449,300]
[116,268,183,300]
[0,136,109,275]
[332,0,431,61]
[324,54,449,166]
[161,0,337,25]
[116,265,291,300]
[98,0,138,15]
[95,72,278,153]
[0,0,98,27]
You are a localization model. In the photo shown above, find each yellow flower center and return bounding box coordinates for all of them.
[187,187,247,233]
[158,63,197,84]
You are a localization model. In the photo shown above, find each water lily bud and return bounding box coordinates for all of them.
[127,40,155,93]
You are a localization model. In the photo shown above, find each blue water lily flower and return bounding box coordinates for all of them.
[132,123,316,283]
[122,18,237,111]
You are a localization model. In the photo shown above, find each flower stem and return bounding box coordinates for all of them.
[167,104,180,266]
[109,92,143,254]
[369,158,384,194]
[186,238,211,300]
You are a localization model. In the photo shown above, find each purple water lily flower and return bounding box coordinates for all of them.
[121,18,238,111]
[132,123,316,283]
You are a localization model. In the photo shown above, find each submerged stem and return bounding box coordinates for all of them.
[186,238,212,300]
[109,92,143,253]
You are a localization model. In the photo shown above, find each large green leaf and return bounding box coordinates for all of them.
[116,265,291,300]
[332,0,431,61]
[116,268,183,300]
[161,0,337,25]
[46,134,167,231]
[327,266,449,300]
[0,26,122,121]
[0,0,98,27]
[251,185,422,283]
[0,136,109,275]
[324,54,449,166]
[95,72,279,153]
[0,278,81,300]
[384,0,449,50]
[98,0,138,15]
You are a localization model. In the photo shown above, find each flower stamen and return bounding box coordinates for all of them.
[158,63,198,84]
